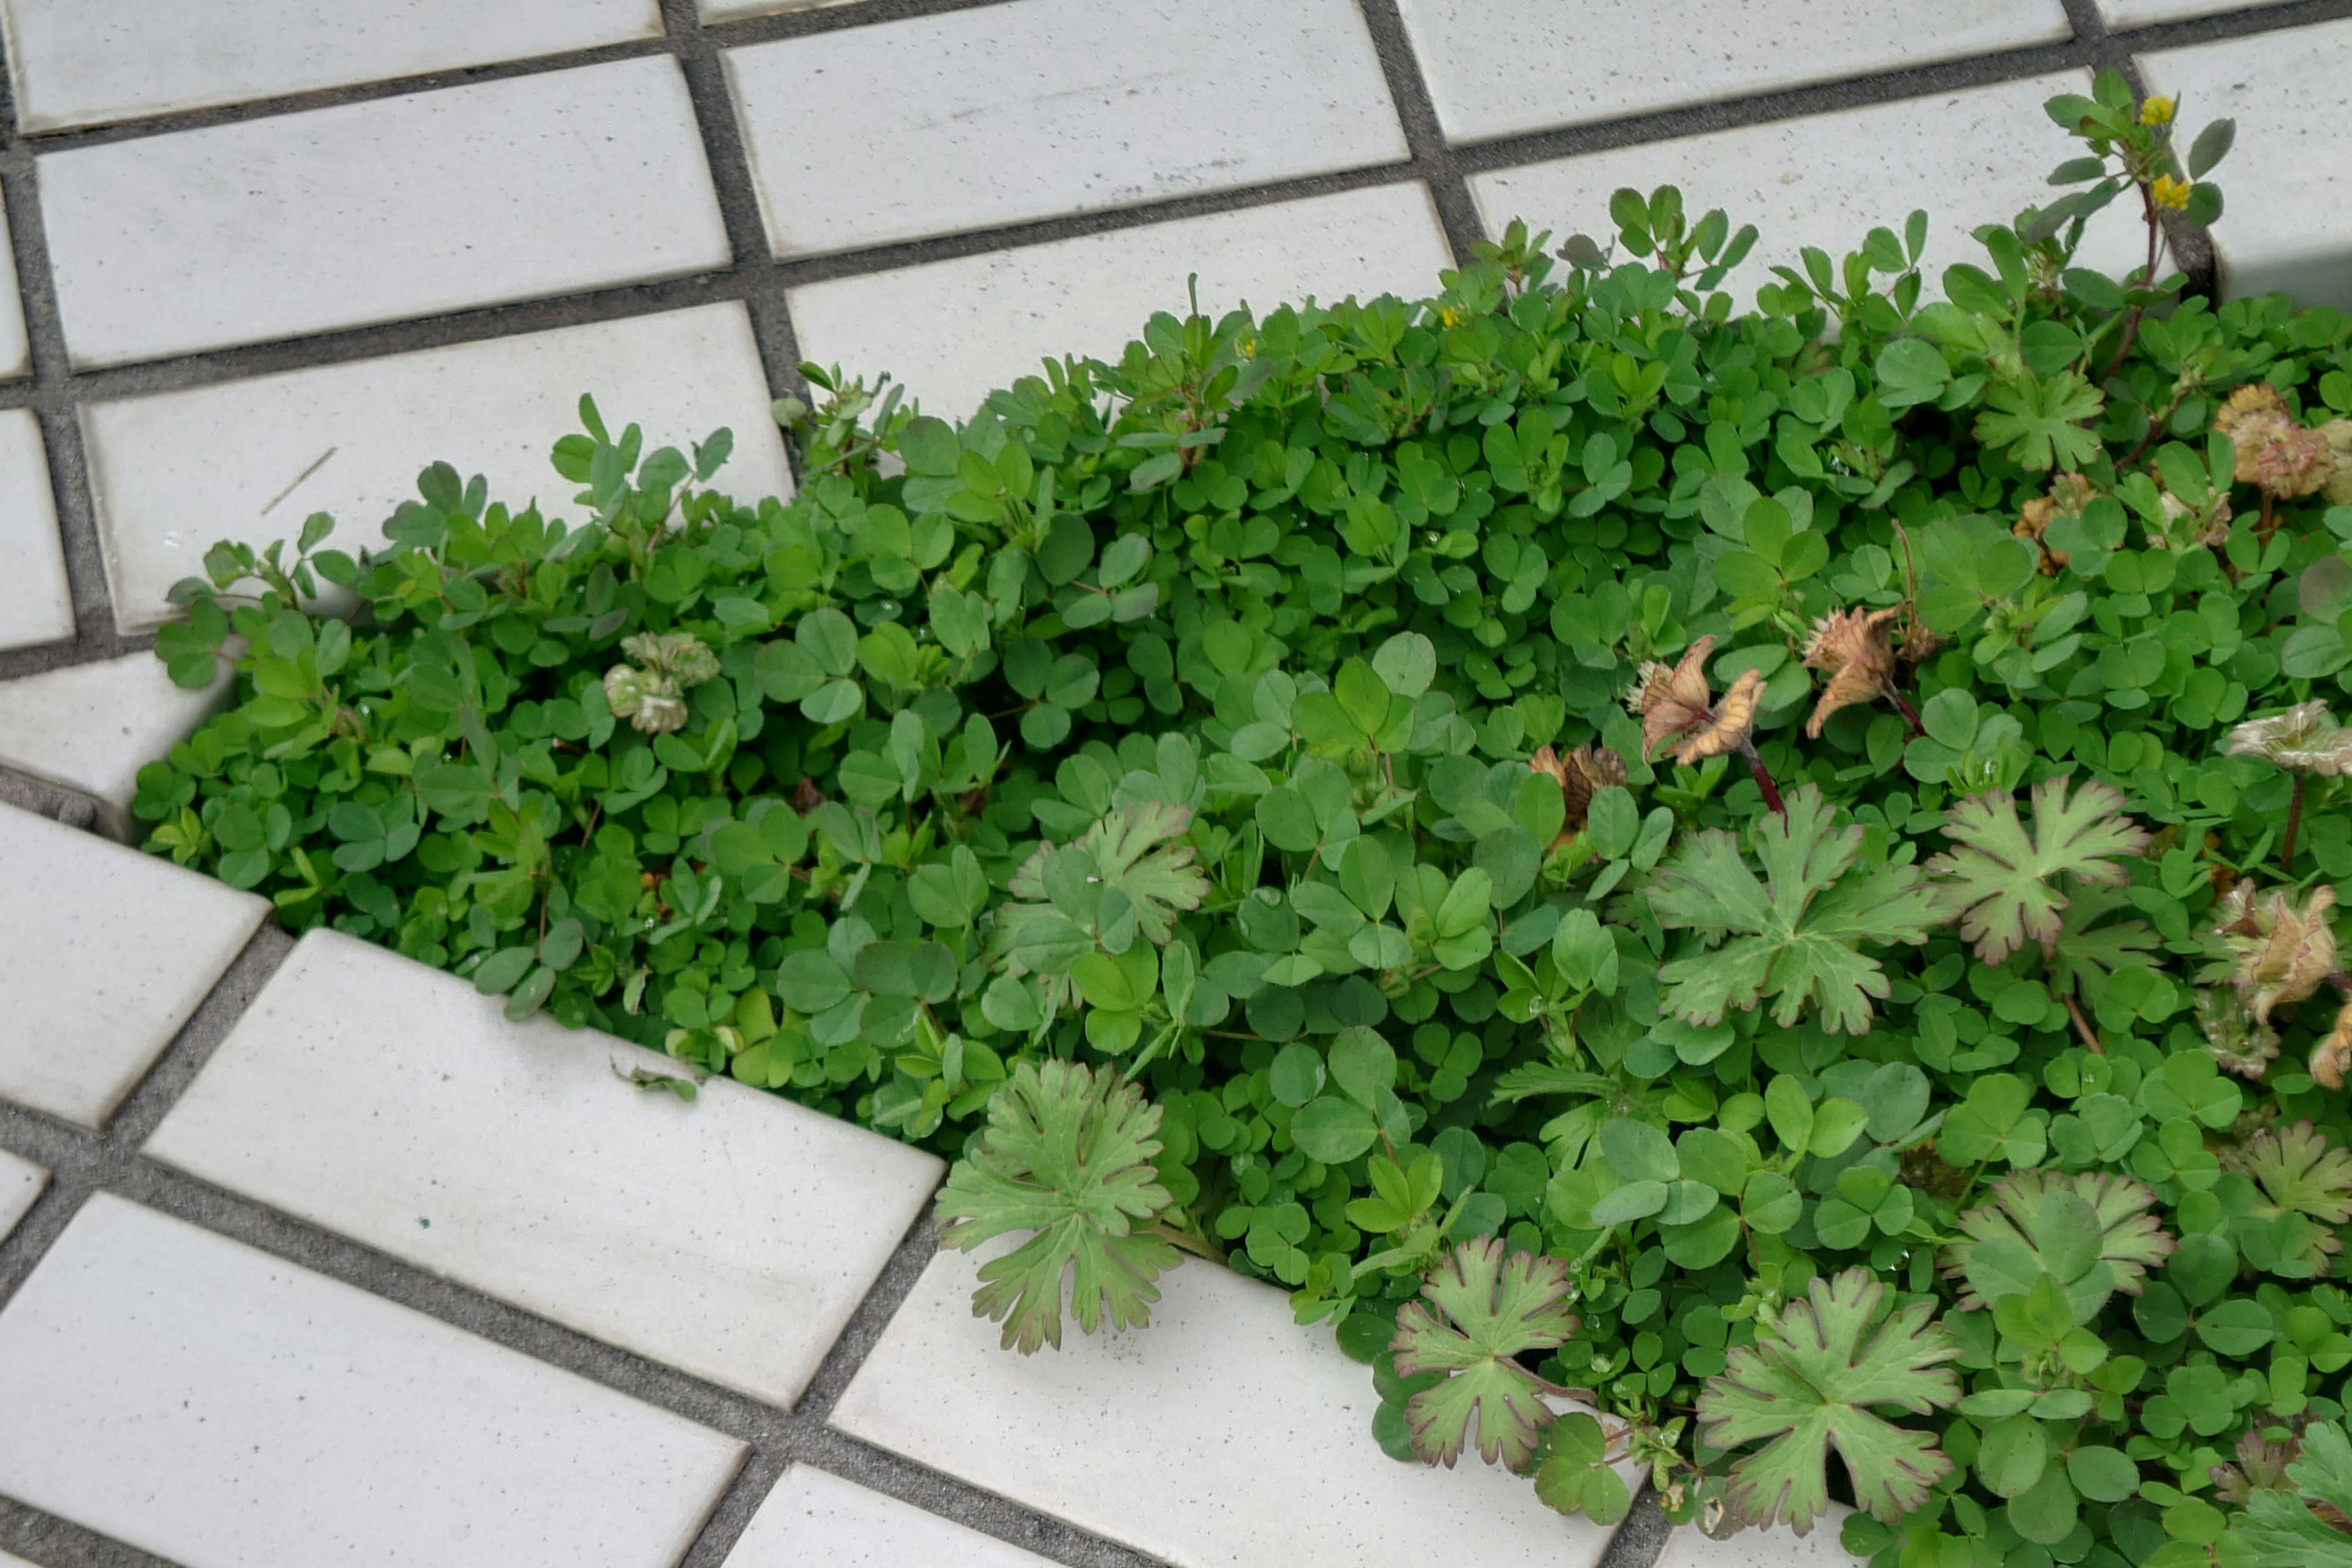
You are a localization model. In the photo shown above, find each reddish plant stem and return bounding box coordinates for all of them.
[1742,744,1786,816]
[2283,774,2308,874]
[2064,988,2105,1055]
[1884,684,1926,738]
[2100,184,2162,384]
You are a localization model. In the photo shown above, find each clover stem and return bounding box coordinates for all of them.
[2283,774,2307,873]
[2063,987,2105,1055]
[1884,683,1925,738]
[1740,743,1786,817]
[2259,489,2277,541]
[1148,1221,1227,1264]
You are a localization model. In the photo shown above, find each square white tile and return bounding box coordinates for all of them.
[1392,0,2072,145]
[147,930,944,1408]
[0,0,664,132]
[725,1468,1053,1567]
[0,651,230,837]
[0,200,27,380]
[0,1148,43,1242]
[0,410,73,652]
[787,182,1455,419]
[0,800,267,1128]
[0,1194,744,1568]
[1471,74,2146,310]
[831,1246,1628,1568]
[39,58,731,368]
[726,0,1405,258]
[2140,18,2352,312]
[86,303,792,635]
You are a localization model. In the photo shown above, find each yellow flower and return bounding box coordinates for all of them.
[1438,306,1464,329]
[2151,173,2191,211]
[2139,94,2176,127]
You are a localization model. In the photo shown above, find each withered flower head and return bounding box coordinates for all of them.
[2197,986,2280,1080]
[2014,473,2095,573]
[2217,382,2340,500]
[1627,635,1765,766]
[2225,701,2352,776]
[2326,420,2352,507]
[2315,1003,2352,1091]
[1531,744,1627,848]
[1801,607,1902,738]
[2215,881,2340,1025]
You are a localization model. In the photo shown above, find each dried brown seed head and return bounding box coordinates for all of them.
[2225,701,2352,774]
[2217,882,2340,1025]
[2314,1004,2352,1091]
[1629,636,1717,750]
[1529,744,1626,846]
[1802,606,1902,739]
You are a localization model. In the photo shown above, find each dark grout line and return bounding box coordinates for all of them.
[1349,0,1480,270]
[657,0,813,488]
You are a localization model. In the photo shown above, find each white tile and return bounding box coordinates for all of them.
[39,59,731,369]
[0,801,266,1128]
[726,0,1404,258]
[0,652,231,839]
[703,0,861,18]
[788,183,1455,419]
[0,410,72,652]
[1655,1513,1853,1568]
[0,201,28,380]
[0,1195,744,1568]
[0,0,665,133]
[0,1148,43,1241]
[2141,20,2352,312]
[831,1246,1623,1568]
[1392,0,2072,145]
[2098,0,2293,26]
[87,304,792,636]
[147,930,943,1407]
[1471,75,2146,311]
[727,1468,1053,1568]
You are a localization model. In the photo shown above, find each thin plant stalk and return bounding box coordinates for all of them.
[2283,774,2307,873]
[1741,743,1786,816]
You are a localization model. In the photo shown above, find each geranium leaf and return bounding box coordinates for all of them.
[1391,1239,1579,1471]
[1927,775,2150,963]
[1650,785,1940,1034]
[936,1059,1178,1354]
[1697,1268,1961,1533]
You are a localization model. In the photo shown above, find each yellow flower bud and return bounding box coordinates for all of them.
[2151,173,2191,211]
[2138,94,2176,127]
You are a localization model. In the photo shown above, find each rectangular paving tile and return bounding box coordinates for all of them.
[0,801,266,1128]
[1392,0,2071,145]
[831,1246,1626,1568]
[725,0,1404,258]
[1654,1512,1852,1568]
[703,0,859,18]
[0,1195,744,1568]
[2140,18,2352,312]
[0,200,26,380]
[0,409,73,653]
[147,930,944,1407]
[86,303,793,636]
[1470,74,2146,310]
[726,1468,1052,1567]
[39,59,730,368]
[0,652,230,839]
[0,0,663,132]
[788,183,1455,418]
[0,1150,43,1242]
